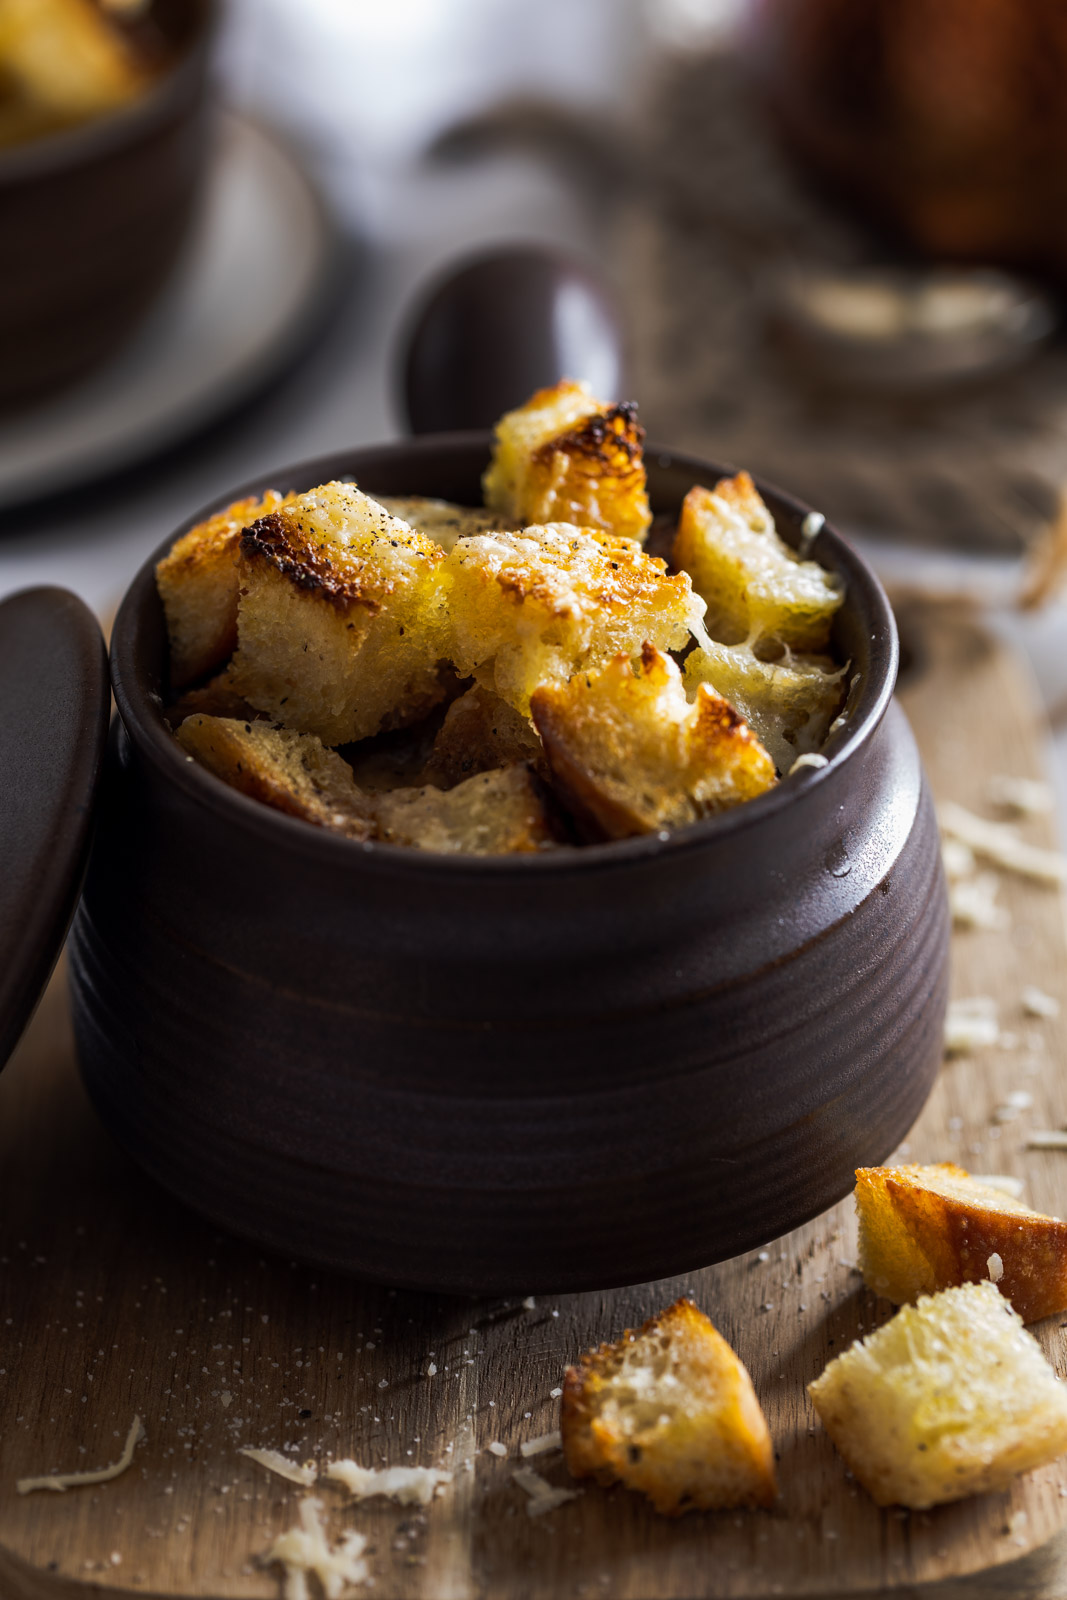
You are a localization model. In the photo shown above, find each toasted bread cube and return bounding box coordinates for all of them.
[808,1281,1067,1508]
[0,0,149,136]
[673,474,843,652]
[421,685,546,789]
[530,645,776,840]
[561,1298,776,1516]
[483,380,651,542]
[229,483,450,745]
[444,524,703,716]
[377,497,517,554]
[856,1162,1067,1324]
[175,716,373,839]
[156,490,292,687]
[372,765,556,855]
[684,641,846,774]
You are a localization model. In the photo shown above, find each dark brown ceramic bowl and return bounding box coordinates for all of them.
[0,0,217,411]
[69,436,949,1295]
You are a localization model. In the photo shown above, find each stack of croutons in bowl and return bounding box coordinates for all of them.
[156,381,847,854]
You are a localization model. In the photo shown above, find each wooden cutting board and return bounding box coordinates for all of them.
[2,602,1066,1600]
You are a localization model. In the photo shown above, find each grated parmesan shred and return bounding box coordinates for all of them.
[512,1466,580,1517]
[986,775,1054,816]
[265,1497,369,1600]
[987,1252,1005,1284]
[1023,987,1061,1020]
[949,870,1010,932]
[240,1447,317,1487]
[939,801,1066,885]
[17,1415,144,1495]
[324,1461,452,1506]
[519,1430,562,1458]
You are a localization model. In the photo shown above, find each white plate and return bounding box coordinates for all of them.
[0,113,333,511]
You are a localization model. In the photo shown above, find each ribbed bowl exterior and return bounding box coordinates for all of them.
[69,439,949,1293]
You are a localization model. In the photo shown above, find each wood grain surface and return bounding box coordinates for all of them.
[2,602,1066,1600]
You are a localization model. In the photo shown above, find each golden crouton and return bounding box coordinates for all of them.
[673,473,843,652]
[808,1281,1067,1508]
[444,524,704,716]
[156,490,292,688]
[684,641,846,774]
[856,1162,1067,1325]
[175,715,373,840]
[483,380,651,542]
[530,645,776,840]
[420,684,546,788]
[230,483,450,746]
[561,1298,777,1516]
[372,766,556,855]
[0,0,151,148]
[377,496,517,554]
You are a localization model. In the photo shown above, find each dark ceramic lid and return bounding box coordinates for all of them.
[0,588,109,1070]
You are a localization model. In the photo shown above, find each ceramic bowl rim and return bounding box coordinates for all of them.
[110,431,899,878]
[0,0,219,187]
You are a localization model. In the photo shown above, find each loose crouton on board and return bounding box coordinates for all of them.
[561,1298,777,1515]
[673,473,842,652]
[229,483,450,745]
[684,641,845,774]
[156,490,293,688]
[483,380,651,542]
[372,765,557,855]
[856,1161,1067,1324]
[808,1281,1067,1508]
[444,524,704,716]
[175,715,373,840]
[531,644,776,840]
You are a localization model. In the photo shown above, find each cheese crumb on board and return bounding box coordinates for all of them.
[17,1415,144,1495]
[944,997,1000,1055]
[987,775,1054,816]
[987,1252,1005,1284]
[520,1431,562,1458]
[522,1296,536,1310]
[324,1461,452,1506]
[949,871,1010,932]
[939,802,1066,885]
[1028,1131,1067,1151]
[1023,987,1061,1020]
[265,1497,369,1600]
[512,1466,580,1517]
[240,1448,317,1487]
[487,1442,508,1458]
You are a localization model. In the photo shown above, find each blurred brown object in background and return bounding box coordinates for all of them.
[746,0,1067,277]
[0,0,216,411]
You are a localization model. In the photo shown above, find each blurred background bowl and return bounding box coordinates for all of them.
[0,0,218,412]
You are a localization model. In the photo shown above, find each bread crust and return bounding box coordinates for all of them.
[856,1161,1067,1323]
